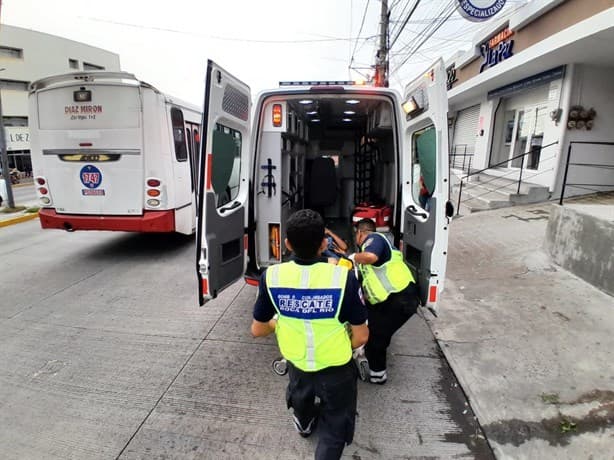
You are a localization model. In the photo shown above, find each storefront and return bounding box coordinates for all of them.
[446,0,614,196]
[5,125,32,176]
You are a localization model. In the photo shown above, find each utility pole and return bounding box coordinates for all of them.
[374,0,389,87]
[0,0,16,208]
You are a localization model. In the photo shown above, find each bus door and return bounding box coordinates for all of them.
[401,59,451,313]
[196,60,251,305]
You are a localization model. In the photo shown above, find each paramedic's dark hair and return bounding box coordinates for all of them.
[286,209,325,259]
[356,218,376,233]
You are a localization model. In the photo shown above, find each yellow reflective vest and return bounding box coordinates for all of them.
[358,233,414,304]
[266,261,352,372]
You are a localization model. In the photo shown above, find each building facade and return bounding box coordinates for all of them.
[447,0,614,199]
[0,25,121,175]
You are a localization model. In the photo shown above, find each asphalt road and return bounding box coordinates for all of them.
[0,221,493,459]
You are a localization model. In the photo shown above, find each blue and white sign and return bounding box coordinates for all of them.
[80,164,102,189]
[270,288,341,320]
[457,0,506,22]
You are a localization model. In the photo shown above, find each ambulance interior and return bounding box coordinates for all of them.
[254,94,399,267]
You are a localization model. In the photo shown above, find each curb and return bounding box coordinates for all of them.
[0,212,39,228]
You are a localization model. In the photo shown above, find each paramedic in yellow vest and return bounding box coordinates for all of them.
[251,210,369,460]
[350,218,419,385]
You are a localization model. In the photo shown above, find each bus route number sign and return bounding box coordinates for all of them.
[80,165,104,195]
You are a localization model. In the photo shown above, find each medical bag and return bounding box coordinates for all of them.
[352,203,392,228]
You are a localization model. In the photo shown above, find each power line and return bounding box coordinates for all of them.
[349,0,371,68]
[81,16,376,44]
[389,0,422,49]
[391,0,456,74]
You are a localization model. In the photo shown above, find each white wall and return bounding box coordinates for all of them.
[1,25,121,117]
[557,64,614,198]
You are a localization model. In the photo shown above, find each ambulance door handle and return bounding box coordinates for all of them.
[407,204,427,219]
[219,201,241,214]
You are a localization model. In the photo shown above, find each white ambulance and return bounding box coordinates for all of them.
[196,60,452,311]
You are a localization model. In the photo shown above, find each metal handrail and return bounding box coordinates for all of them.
[456,141,559,215]
[559,141,614,205]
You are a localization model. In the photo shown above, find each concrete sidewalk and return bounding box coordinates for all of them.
[428,202,614,459]
[0,201,39,228]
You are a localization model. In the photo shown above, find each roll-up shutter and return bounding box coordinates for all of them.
[451,105,480,157]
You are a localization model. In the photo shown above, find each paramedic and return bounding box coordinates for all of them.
[350,218,419,384]
[251,209,369,460]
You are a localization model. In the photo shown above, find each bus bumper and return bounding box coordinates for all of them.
[38,209,176,232]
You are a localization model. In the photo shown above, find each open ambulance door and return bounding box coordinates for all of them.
[401,59,451,314]
[196,60,251,305]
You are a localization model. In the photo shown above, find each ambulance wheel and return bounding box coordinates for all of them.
[272,358,288,376]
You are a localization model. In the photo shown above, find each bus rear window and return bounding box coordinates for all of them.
[171,108,188,162]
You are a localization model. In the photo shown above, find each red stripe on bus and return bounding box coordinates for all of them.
[38,208,175,232]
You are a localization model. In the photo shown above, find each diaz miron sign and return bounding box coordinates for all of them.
[457,0,507,22]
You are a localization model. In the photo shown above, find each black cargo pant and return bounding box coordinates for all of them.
[286,360,357,460]
[365,283,419,372]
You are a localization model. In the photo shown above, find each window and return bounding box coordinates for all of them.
[83,62,105,71]
[69,59,79,69]
[0,46,23,59]
[212,123,242,208]
[412,126,437,211]
[170,108,188,162]
[0,80,29,91]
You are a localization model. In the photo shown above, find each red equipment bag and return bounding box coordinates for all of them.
[352,203,392,228]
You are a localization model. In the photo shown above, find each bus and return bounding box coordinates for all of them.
[196,60,453,312]
[28,71,201,235]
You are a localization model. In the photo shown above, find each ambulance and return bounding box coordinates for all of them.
[196,60,453,312]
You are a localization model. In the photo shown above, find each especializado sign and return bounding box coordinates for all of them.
[457,0,506,22]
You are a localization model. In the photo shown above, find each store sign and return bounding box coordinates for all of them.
[487,66,566,100]
[480,28,514,72]
[446,64,458,90]
[4,127,30,151]
[457,0,506,22]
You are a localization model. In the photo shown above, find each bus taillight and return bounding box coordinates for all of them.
[145,177,162,208]
[36,177,46,186]
[38,187,48,195]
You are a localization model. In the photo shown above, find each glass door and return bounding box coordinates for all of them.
[509,110,527,167]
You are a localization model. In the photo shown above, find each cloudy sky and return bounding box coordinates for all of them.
[2,0,527,105]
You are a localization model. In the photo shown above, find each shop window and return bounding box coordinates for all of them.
[0,46,23,59]
[412,126,436,211]
[0,79,29,91]
[83,62,105,71]
[212,123,242,208]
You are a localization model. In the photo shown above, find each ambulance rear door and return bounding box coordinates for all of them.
[196,60,251,305]
[401,59,451,313]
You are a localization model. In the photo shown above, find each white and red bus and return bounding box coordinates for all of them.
[28,71,201,234]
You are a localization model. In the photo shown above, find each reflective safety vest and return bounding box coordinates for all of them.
[358,233,414,304]
[266,261,352,372]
